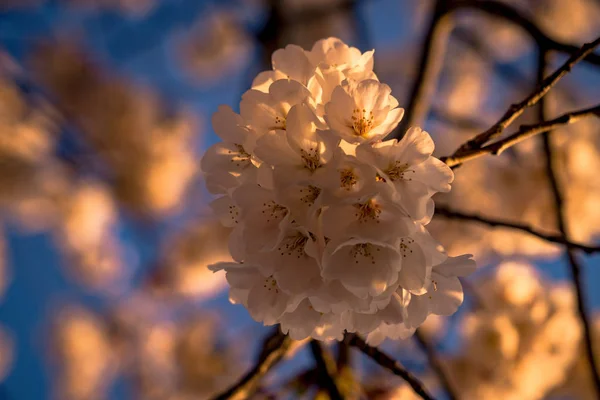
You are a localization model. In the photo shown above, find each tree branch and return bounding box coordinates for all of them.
[434,205,600,253]
[537,49,600,397]
[346,333,436,400]
[414,329,457,400]
[441,104,600,167]
[309,340,344,400]
[443,36,600,167]
[392,0,455,137]
[211,329,292,400]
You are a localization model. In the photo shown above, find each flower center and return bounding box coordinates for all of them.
[351,108,374,137]
[300,147,321,172]
[278,233,309,258]
[272,115,286,130]
[353,199,382,223]
[262,201,288,223]
[263,275,279,293]
[349,243,380,265]
[339,168,358,190]
[299,185,321,205]
[229,144,252,168]
[399,237,415,258]
[384,161,414,181]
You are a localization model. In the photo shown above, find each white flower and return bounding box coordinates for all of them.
[324,79,404,143]
[356,126,453,221]
[254,102,335,186]
[209,262,296,326]
[322,238,402,298]
[231,184,291,253]
[202,37,475,341]
[240,79,312,136]
[201,105,258,194]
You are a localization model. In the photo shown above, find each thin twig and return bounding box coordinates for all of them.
[449,0,600,67]
[347,333,436,400]
[414,329,457,400]
[537,49,600,397]
[441,104,600,167]
[434,206,600,253]
[309,340,343,400]
[211,329,292,400]
[392,0,455,137]
[444,36,600,167]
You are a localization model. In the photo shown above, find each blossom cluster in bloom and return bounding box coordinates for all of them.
[203,37,476,342]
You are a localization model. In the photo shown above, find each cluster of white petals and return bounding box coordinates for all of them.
[447,261,582,400]
[203,38,476,341]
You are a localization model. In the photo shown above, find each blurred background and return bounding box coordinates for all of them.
[0,0,599,399]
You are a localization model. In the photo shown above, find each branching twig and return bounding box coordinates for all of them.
[537,49,600,397]
[450,0,600,67]
[347,333,436,400]
[309,340,343,400]
[414,329,457,400]
[211,329,292,400]
[443,36,600,167]
[393,0,455,137]
[434,206,600,253]
[441,104,600,167]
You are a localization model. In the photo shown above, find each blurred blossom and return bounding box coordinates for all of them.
[436,48,489,120]
[528,0,600,43]
[459,13,531,62]
[149,219,231,299]
[447,261,582,399]
[33,43,199,216]
[63,0,155,15]
[178,11,253,83]
[52,306,118,400]
[0,76,66,230]
[280,0,354,49]
[111,298,237,400]
[0,326,13,382]
[54,182,126,291]
[554,317,600,399]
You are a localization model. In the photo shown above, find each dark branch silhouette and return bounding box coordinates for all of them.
[443,36,600,167]
[309,340,343,400]
[346,333,436,400]
[211,329,292,400]
[435,206,600,253]
[414,329,458,400]
[537,49,600,397]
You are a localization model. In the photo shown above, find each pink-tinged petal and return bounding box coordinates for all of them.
[429,273,463,316]
[435,255,476,277]
[204,171,241,194]
[378,291,409,324]
[228,225,245,262]
[254,130,298,167]
[272,44,315,86]
[211,105,249,144]
[412,157,454,192]
[269,79,312,108]
[209,195,239,228]
[406,293,430,328]
[397,240,428,293]
[397,127,435,164]
[322,238,400,298]
[369,107,404,138]
[252,70,287,93]
[201,142,252,174]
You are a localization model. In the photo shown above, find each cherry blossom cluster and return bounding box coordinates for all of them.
[203,38,476,342]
